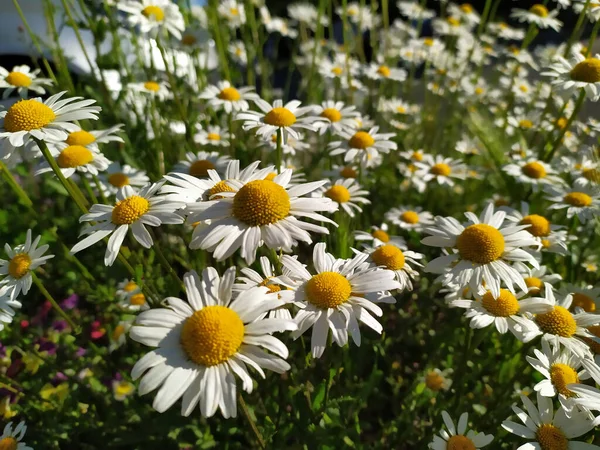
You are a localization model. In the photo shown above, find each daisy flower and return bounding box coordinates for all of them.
[193,125,230,147]
[98,162,150,196]
[288,3,329,28]
[130,267,296,418]
[336,2,379,30]
[502,392,600,449]
[527,339,600,414]
[545,180,600,224]
[354,223,406,248]
[61,125,124,150]
[422,203,540,298]
[112,378,136,401]
[503,159,564,190]
[109,319,133,352]
[385,206,434,232]
[184,166,337,264]
[447,3,480,25]
[117,0,185,39]
[518,265,562,295]
[361,244,424,292]
[421,368,453,392]
[316,178,370,218]
[329,127,397,167]
[70,182,185,266]
[232,256,297,320]
[128,80,171,100]
[312,101,359,136]
[0,230,54,300]
[559,284,600,313]
[116,279,150,312]
[0,421,32,450]
[218,0,246,28]
[237,99,323,144]
[363,62,407,82]
[0,92,100,155]
[172,151,230,178]
[323,164,360,180]
[35,144,110,179]
[276,243,401,358]
[429,411,493,450]
[543,53,600,101]
[229,41,247,65]
[0,286,21,331]
[412,155,467,193]
[0,65,52,99]
[199,81,257,113]
[510,5,562,31]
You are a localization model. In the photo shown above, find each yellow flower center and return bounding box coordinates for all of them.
[536,424,568,450]
[349,131,375,149]
[423,38,434,47]
[108,172,130,188]
[66,130,96,146]
[114,381,134,397]
[325,185,351,203]
[536,306,577,338]
[563,192,592,207]
[525,277,543,294]
[331,67,343,76]
[520,85,529,92]
[320,108,342,122]
[411,151,423,161]
[8,253,31,279]
[305,272,352,309]
[218,87,241,101]
[0,437,18,450]
[112,324,126,340]
[371,245,405,270]
[4,99,56,132]
[425,371,444,391]
[519,119,534,129]
[585,325,600,354]
[143,81,161,92]
[232,180,290,226]
[583,168,600,183]
[181,34,197,46]
[180,305,244,367]
[340,166,357,178]
[570,58,600,83]
[520,214,551,237]
[377,65,391,77]
[556,117,568,129]
[396,106,407,114]
[460,3,473,13]
[475,87,484,95]
[530,4,548,17]
[123,281,137,292]
[456,224,505,264]
[447,17,461,26]
[56,145,94,168]
[189,159,215,177]
[430,163,452,176]
[481,289,520,317]
[264,107,297,127]
[550,363,580,397]
[209,180,236,198]
[111,195,150,225]
[207,133,221,141]
[447,435,476,450]
[229,7,239,15]
[521,161,547,179]
[141,5,164,21]
[400,211,420,224]
[571,292,596,312]
[5,71,32,87]
[372,229,390,242]
[130,293,146,306]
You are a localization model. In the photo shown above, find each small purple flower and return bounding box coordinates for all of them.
[61,294,79,310]
[52,320,69,332]
[75,347,87,357]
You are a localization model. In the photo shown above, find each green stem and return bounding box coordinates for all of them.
[32,272,80,333]
[544,89,586,162]
[564,0,591,57]
[238,394,266,449]
[148,229,184,290]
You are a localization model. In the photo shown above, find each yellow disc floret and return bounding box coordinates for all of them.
[142,5,164,21]
[0,437,18,450]
[371,245,405,270]
[8,253,31,279]
[481,289,519,317]
[372,229,390,243]
[232,180,290,226]
[456,224,505,264]
[401,211,420,224]
[530,4,548,17]
[425,371,444,391]
[536,306,577,337]
[130,293,146,306]
[305,272,352,309]
[189,159,215,177]
[112,196,150,225]
[57,145,94,168]
[525,277,543,294]
[6,71,32,87]
[571,292,596,312]
[447,435,476,450]
[207,133,221,141]
[377,65,391,77]
[563,192,592,207]
[143,81,161,92]
[520,214,551,237]
[570,58,600,83]
[209,180,236,198]
[550,363,579,397]
[264,107,297,127]
[535,424,568,450]
[521,162,547,179]
[66,130,96,146]
[123,281,137,292]
[430,163,452,176]
[325,185,351,203]
[340,166,358,178]
[4,99,56,132]
[320,108,342,122]
[108,173,130,188]
[180,306,244,367]
[218,87,241,101]
[349,131,375,149]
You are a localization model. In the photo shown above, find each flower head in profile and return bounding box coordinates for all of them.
[329,127,397,167]
[172,151,230,179]
[117,0,185,39]
[312,101,359,136]
[0,65,52,99]
[429,411,493,449]
[199,81,258,113]
[116,279,150,312]
[354,223,406,248]
[35,144,110,179]
[543,52,600,101]
[130,267,296,418]
[315,178,370,218]
[545,179,600,224]
[385,206,434,232]
[0,230,54,300]
[0,420,32,450]
[510,5,562,31]
[98,162,150,197]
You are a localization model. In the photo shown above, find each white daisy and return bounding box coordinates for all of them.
[199,81,258,114]
[559,283,600,313]
[116,279,150,312]
[354,223,407,248]
[0,421,32,450]
[412,155,467,193]
[385,206,434,232]
[545,179,600,224]
[128,80,171,100]
[110,319,133,352]
[510,5,562,31]
[421,368,453,392]
[363,62,407,82]
[315,178,370,218]
[193,125,230,147]
[276,243,401,358]
[0,65,52,99]
[112,378,136,400]
[517,265,562,295]
[361,244,424,292]
[422,203,540,298]
[60,125,124,150]
[312,101,359,136]
[130,267,296,418]
[503,159,564,190]
[117,0,185,39]
[0,230,54,300]
[429,411,493,450]
[35,144,110,179]
[0,286,21,331]
[329,127,397,167]
[184,166,337,264]
[98,162,151,196]
[172,151,230,178]
[70,182,185,266]
[543,53,600,101]
[218,0,246,28]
